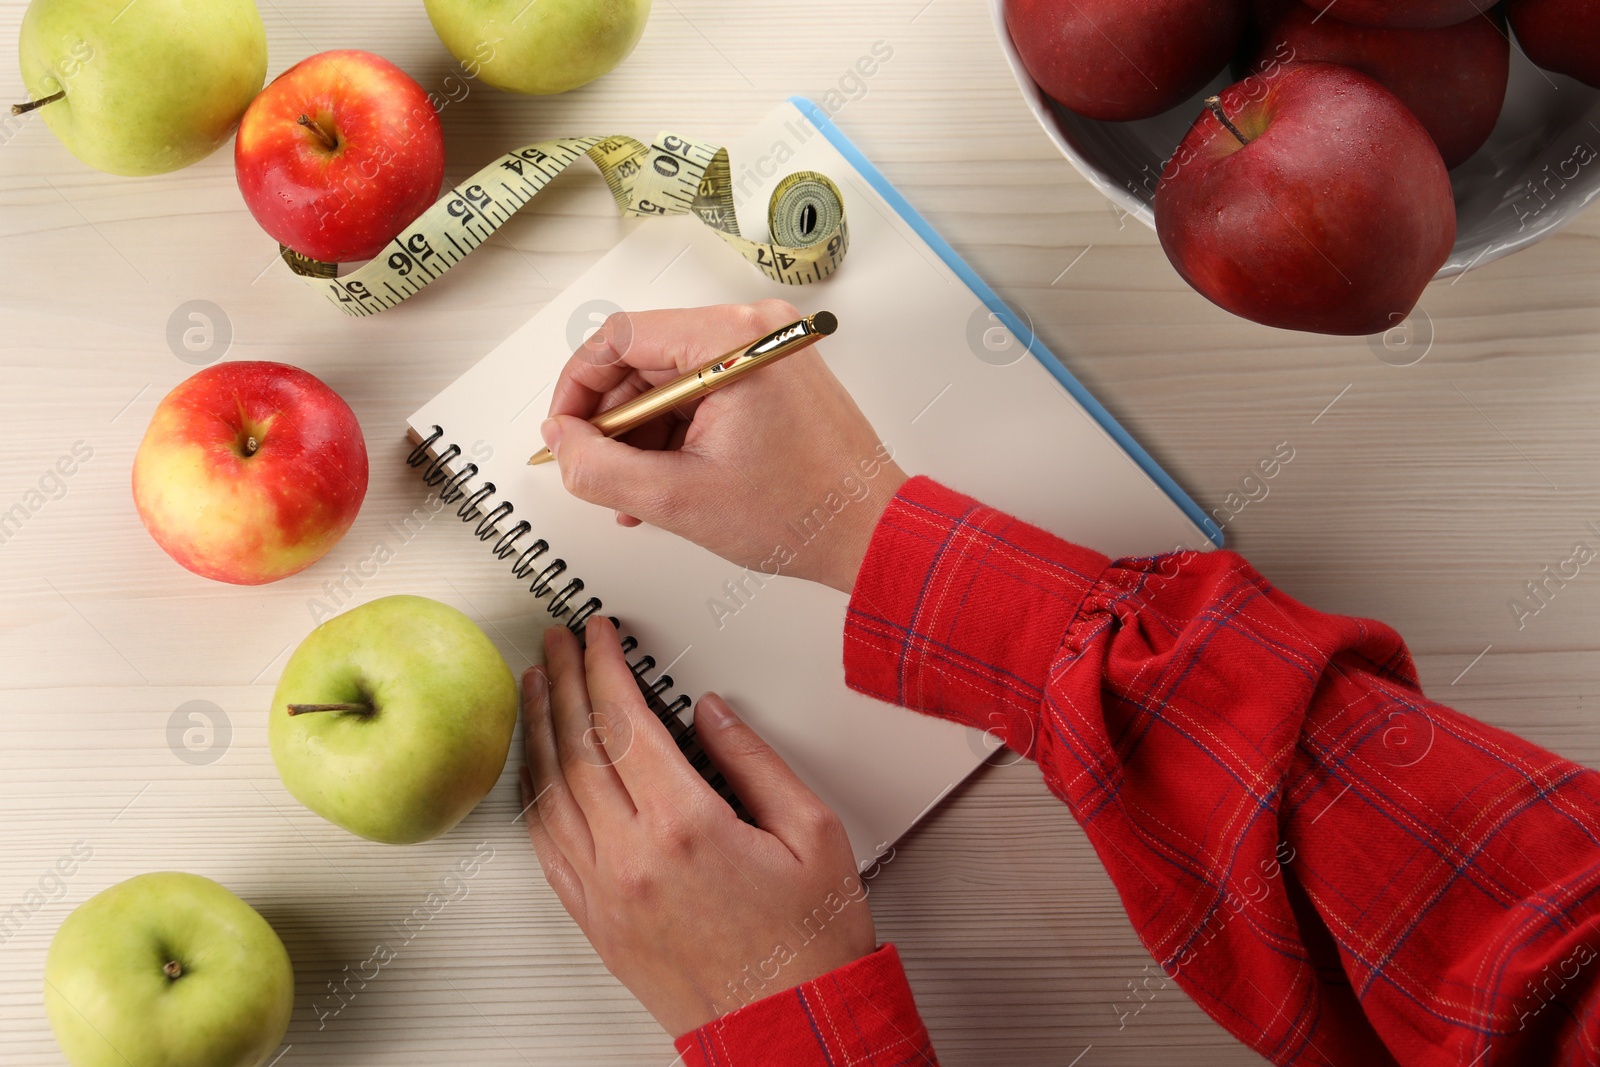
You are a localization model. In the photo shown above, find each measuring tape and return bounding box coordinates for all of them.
[280,131,849,317]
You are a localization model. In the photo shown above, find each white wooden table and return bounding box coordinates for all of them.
[2,1,1597,1064]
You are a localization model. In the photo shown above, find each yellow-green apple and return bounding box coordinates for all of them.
[132,361,368,585]
[15,0,266,176]
[423,0,651,95]
[1308,0,1493,27]
[1250,3,1509,167]
[269,595,518,844]
[1154,63,1455,335]
[1509,0,1600,87]
[44,872,293,1067]
[235,50,445,263]
[1004,0,1248,121]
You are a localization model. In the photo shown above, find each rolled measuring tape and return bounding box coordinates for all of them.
[280,131,849,317]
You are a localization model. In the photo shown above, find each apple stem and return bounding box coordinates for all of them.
[243,435,259,457]
[287,702,374,716]
[1204,96,1250,147]
[11,90,65,116]
[297,114,339,151]
[163,960,183,980]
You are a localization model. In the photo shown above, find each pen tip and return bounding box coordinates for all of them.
[811,310,837,336]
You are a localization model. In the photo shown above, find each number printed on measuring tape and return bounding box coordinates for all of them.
[280,132,849,317]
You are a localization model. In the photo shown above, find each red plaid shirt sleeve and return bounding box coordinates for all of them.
[841,475,1600,1065]
[673,944,937,1066]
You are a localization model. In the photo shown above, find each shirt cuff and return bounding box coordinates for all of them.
[673,944,936,1067]
[843,475,1111,757]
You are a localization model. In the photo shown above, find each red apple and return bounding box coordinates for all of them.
[1004,0,1249,121]
[1251,3,1508,167]
[1154,63,1456,335]
[235,50,445,263]
[133,362,369,585]
[1508,0,1600,87]
[1304,0,1495,27]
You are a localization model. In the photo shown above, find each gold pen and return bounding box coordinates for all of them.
[527,311,838,465]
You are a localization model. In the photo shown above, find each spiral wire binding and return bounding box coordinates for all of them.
[408,426,751,822]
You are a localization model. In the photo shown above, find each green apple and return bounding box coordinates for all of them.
[16,0,268,176]
[423,0,651,95]
[269,594,519,844]
[44,872,293,1067]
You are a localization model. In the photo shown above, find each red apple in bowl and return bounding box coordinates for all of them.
[1508,0,1600,87]
[1250,2,1508,167]
[1154,63,1455,335]
[1003,0,1249,121]
[235,50,446,263]
[1308,0,1494,27]
[133,362,369,585]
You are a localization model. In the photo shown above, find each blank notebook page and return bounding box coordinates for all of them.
[408,98,1214,867]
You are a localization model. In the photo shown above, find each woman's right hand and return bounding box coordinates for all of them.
[540,300,907,594]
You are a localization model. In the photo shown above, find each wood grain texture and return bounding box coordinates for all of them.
[1,0,1598,1064]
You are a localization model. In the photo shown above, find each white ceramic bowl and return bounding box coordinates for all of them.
[990,0,1600,276]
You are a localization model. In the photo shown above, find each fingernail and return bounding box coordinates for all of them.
[697,693,737,730]
[540,418,563,457]
[524,666,546,705]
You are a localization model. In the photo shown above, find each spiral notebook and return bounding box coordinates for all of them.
[405,97,1219,867]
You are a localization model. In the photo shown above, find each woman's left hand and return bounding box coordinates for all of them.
[517,616,877,1036]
